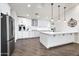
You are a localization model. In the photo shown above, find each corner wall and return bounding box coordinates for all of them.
[10,9,18,42]
[65,5,79,43]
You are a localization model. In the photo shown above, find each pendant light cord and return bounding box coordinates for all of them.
[51,3,53,19]
[64,7,66,21]
[58,5,60,20]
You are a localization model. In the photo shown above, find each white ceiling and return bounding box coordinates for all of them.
[9,3,78,19]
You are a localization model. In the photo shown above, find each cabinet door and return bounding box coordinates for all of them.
[28,31,38,38]
[33,31,39,37]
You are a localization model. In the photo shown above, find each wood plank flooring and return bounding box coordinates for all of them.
[12,38,79,56]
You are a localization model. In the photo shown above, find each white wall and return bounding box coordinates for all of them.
[0,3,11,56]
[38,19,50,27]
[0,3,11,15]
[65,5,79,43]
[38,18,50,30]
[10,9,18,42]
[55,20,65,32]
[65,5,79,32]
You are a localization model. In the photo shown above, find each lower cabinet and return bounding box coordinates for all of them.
[40,33,74,49]
[28,31,39,38]
[17,30,39,39]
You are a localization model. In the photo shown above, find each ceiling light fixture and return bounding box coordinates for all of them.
[27,4,31,7]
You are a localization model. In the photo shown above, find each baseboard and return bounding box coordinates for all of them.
[16,37,40,40]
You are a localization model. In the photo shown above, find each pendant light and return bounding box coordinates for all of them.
[58,5,60,20]
[50,3,55,30]
[50,3,54,22]
[35,13,39,19]
[64,7,66,21]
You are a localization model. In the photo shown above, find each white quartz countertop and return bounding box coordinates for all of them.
[39,31,79,35]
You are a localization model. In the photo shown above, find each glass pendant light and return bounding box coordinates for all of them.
[50,3,56,32]
[51,3,54,21]
[50,3,54,25]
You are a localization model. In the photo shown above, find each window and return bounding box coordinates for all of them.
[32,19,38,26]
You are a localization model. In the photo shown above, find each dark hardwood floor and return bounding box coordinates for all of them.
[12,38,79,56]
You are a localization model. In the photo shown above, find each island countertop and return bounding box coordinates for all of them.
[39,31,79,35]
[39,30,79,48]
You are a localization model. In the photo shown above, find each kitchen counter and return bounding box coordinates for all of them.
[39,31,79,49]
[39,31,79,35]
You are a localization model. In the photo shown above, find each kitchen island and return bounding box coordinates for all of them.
[39,31,78,49]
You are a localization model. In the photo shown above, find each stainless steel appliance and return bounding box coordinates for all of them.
[0,13,15,56]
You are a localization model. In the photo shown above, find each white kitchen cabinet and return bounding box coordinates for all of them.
[28,30,39,38]
[39,31,76,49]
[17,30,39,39]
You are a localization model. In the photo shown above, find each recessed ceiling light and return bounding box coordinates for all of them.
[27,4,31,7]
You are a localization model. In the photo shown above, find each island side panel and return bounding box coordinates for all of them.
[40,32,49,48]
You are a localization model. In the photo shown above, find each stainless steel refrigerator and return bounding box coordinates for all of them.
[0,13,15,56]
